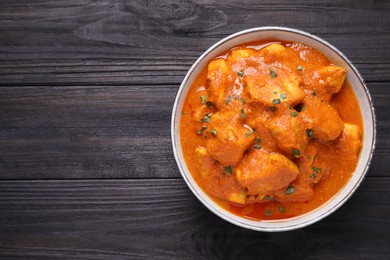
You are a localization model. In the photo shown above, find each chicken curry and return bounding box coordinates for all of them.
[180,41,363,220]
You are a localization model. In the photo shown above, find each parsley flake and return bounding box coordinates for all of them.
[223,165,233,175]
[313,167,322,173]
[307,129,314,138]
[226,95,232,105]
[201,117,210,123]
[269,67,277,78]
[240,109,247,119]
[292,149,301,157]
[286,186,295,195]
[200,95,207,104]
[245,131,253,137]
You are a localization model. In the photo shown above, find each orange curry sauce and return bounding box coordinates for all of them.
[180,40,363,220]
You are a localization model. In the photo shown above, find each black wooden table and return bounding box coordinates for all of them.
[0,1,389,259]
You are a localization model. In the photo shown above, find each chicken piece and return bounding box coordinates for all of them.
[192,105,209,122]
[297,141,331,183]
[317,66,347,94]
[273,179,314,202]
[301,97,344,142]
[246,110,279,152]
[195,147,216,178]
[281,77,306,105]
[260,43,303,67]
[245,74,305,106]
[206,110,254,166]
[304,66,347,101]
[235,150,299,196]
[207,59,235,108]
[268,111,308,157]
[227,48,258,67]
[226,190,247,205]
[337,123,361,154]
[260,43,288,62]
[332,123,362,171]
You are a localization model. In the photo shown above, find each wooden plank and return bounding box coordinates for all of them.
[0,0,389,85]
[0,178,389,259]
[0,82,388,179]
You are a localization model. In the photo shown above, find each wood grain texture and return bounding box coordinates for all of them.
[0,1,389,259]
[0,0,389,85]
[0,178,389,260]
[0,82,388,179]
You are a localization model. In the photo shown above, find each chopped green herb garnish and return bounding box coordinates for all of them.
[313,167,322,173]
[265,210,272,216]
[280,93,287,100]
[240,109,247,119]
[288,105,293,109]
[292,149,301,157]
[291,111,299,117]
[237,70,244,77]
[306,129,314,138]
[279,207,286,213]
[286,186,295,195]
[245,131,253,137]
[240,98,246,104]
[269,67,277,78]
[312,90,317,97]
[197,126,207,135]
[311,173,317,180]
[223,165,233,175]
[181,112,186,115]
[301,106,306,111]
[201,117,210,123]
[272,98,281,104]
[235,95,240,100]
[226,95,232,105]
[270,106,275,112]
[200,95,207,104]
[254,144,261,150]
[297,65,303,71]
[255,137,261,143]
[263,195,273,201]
[210,130,217,135]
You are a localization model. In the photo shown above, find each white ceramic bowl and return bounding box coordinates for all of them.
[171,27,376,231]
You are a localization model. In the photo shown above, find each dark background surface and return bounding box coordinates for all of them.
[0,0,389,259]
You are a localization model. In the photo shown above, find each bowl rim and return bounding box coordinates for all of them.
[171,26,376,231]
